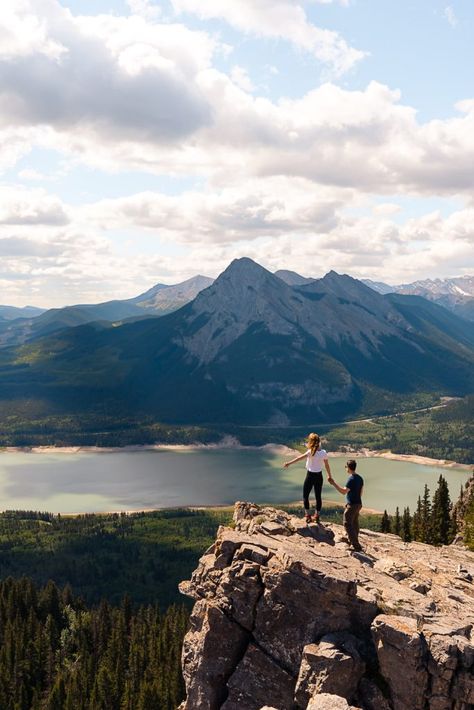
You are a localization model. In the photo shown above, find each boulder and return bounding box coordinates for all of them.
[307,693,361,710]
[371,614,428,710]
[294,633,365,707]
[221,643,295,710]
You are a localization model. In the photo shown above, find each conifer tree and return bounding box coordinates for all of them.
[380,510,391,533]
[412,495,422,541]
[421,485,432,543]
[46,676,66,710]
[431,474,452,545]
[402,507,412,542]
[393,507,401,537]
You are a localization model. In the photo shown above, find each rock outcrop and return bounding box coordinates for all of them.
[179,502,474,710]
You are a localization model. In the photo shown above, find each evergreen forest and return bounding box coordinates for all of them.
[0,577,186,709]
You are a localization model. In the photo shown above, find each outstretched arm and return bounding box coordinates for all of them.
[284,452,307,468]
[324,459,332,480]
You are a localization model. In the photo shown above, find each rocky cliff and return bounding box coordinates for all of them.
[179,503,474,710]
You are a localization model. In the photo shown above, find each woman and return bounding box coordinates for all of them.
[284,433,332,523]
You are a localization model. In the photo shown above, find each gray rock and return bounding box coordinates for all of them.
[179,503,474,710]
[409,579,430,594]
[371,614,428,710]
[222,643,295,710]
[180,599,249,710]
[307,693,361,710]
[294,633,365,707]
[373,557,414,580]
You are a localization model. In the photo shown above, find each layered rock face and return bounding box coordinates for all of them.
[179,503,474,710]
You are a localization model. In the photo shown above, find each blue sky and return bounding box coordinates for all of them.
[0,0,473,306]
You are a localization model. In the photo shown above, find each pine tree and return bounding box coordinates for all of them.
[431,475,452,545]
[380,510,391,533]
[412,495,422,541]
[421,485,432,543]
[45,675,66,710]
[402,507,412,542]
[394,507,401,537]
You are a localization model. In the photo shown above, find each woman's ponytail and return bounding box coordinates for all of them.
[307,432,320,457]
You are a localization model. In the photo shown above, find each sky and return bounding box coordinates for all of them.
[0,0,473,307]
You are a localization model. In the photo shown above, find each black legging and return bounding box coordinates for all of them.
[303,470,323,512]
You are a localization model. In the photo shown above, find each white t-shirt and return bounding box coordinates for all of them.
[305,448,328,472]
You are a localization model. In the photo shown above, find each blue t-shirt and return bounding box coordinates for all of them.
[346,473,363,505]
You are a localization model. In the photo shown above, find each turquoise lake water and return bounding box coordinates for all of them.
[0,448,469,514]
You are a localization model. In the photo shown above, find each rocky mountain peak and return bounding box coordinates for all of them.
[179,502,474,710]
[318,270,373,294]
[217,257,274,285]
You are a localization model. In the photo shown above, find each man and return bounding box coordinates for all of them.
[329,460,364,551]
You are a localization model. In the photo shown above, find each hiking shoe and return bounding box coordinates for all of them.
[312,514,320,524]
[305,514,312,524]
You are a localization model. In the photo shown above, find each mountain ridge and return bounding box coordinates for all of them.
[364,275,474,321]
[0,257,472,427]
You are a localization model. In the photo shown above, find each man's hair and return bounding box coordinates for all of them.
[346,459,357,471]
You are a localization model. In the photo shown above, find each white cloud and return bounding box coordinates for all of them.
[372,203,402,216]
[307,1,350,5]
[171,0,366,77]
[230,66,255,93]
[444,5,458,28]
[84,178,349,243]
[1,3,473,199]
[126,0,161,21]
[0,127,34,173]
[0,0,67,60]
[0,2,215,148]
[0,186,69,226]
[18,168,53,181]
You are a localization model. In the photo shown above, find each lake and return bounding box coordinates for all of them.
[0,448,470,515]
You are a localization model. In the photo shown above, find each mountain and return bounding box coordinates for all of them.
[360,279,394,294]
[0,305,45,320]
[0,275,213,349]
[131,275,214,312]
[274,269,314,286]
[364,275,474,321]
[397,275,474,299]
[0,257,473,427]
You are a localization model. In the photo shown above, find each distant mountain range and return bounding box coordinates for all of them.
[362,276,474,321]
[0,275,213,348]
[0,258,473,427]
[2,272,472,354]
[0,305,46,320]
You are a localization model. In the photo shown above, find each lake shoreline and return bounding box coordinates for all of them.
[61,500,384,517]
[1,437,470,471]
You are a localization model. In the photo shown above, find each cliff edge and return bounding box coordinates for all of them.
[179,502,474,710]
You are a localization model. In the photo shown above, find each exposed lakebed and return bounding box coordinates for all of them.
[0,448,470,515]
